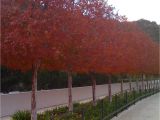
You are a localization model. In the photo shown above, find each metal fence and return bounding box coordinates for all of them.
[55,81,160,120]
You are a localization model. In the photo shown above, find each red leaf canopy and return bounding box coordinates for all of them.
[1,0,159,75]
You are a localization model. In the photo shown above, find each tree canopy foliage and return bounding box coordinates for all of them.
[1,0,159,117]
[1,0,159,75]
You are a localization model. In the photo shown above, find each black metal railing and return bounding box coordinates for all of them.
[37,80,160,120]
[102,83,159,120]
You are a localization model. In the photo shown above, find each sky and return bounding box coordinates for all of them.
[107,0,160,24]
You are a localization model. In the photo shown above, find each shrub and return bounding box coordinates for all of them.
[12,89,152,120]
[12,111,30,120]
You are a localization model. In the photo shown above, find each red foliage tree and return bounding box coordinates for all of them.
[1,0,159,119]
[1,0,80,118]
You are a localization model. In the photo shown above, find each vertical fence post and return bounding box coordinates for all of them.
[129,78,132,92]
[158,80,159,89]
[125,91,128,104]
[144,85,147,97]
[153,81,155,93]
[153,80,155,93]
[81,108,85,120]
[121,79,123,94]
[147,79,149,90]
[151,82,153,94]
[142,74,144,91]
[101,99,104,119]
[133,88,136,104]
[145,85,146,93]
[158,80,160,89]
[139,85,142,100]
[156,80,158,90]
[157,80,158,90]
[152,81,153,90]
[136,78,139,91]
[50,112,54,120]
[108,75,112,102]
[115,94,118,116]
[154,79,156,89]
[139,85,141,95]
[123,92,125,104]
[159,80,160,89]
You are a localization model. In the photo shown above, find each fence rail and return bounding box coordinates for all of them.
[102,87,159,120]
[71,81,160,120]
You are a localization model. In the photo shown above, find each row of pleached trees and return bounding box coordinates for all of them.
[1,0,159,120]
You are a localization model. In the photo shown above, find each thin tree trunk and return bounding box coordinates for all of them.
[31,62,40,120]
[108,75,112,102]
[154,79,156,88]
[129,78,132,91]
[91,74,96,106]
[68,71,73,112]
[121,79,123,94]
[136,77,139,90]
[142,74,144,91]
[146,78,149,90]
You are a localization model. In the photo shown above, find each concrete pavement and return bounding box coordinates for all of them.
[112,92,160,120]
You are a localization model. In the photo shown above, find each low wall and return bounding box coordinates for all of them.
[1,81,156,118]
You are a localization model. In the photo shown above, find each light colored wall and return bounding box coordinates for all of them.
[1,81,153,118]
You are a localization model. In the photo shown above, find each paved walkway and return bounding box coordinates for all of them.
[112,92,160,120]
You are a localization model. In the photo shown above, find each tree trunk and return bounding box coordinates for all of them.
[108,75,112,102]
[31,62,40,120]
[68,71,73,112]
[142,74,144,91]
[154,79,156,88]
[129,78,132,91]
[146,78,149,90]
[136,77,139,90]
[121,79,123,94]
[91,74,96,106]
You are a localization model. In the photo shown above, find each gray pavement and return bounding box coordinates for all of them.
[112,92,160,120]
